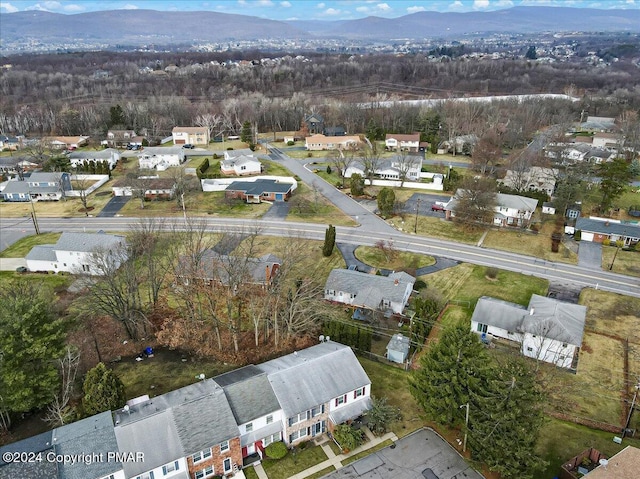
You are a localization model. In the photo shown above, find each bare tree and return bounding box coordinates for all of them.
[329,149,355,187]
[360,144,383,185]
[44,346,80,427]
[452,177,498,227]
[472,131,502,175]
[393,150,419,187]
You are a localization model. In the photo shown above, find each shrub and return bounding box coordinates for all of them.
[307,152,313,157]
[333,424,364,451]
[414,279,427,290]
[227,147,234,150]
[287,140,295,146]
[213,153,220,159]
[326,165,332,174]
[265,441,288,459]
[602,239,611,247]
[485,267,498,279]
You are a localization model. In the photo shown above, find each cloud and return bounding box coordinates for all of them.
[407,5,426,13]
[324,7,341,15]
[317,3,325,8]
[122,4,139,10]
[473,0,490,9]
[495,0,514,6]
[356,6,370,12]
[280,1,292,6]
[0,2,19,13]
[257,0,274,6]
[63,4,85,12]
[448,0,464,9]
[26,1,62,11]
[377,3,391,11]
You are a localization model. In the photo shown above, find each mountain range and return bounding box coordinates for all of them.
[1,7,639,50]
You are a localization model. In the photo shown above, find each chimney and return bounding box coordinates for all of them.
[530,307,535,316]
[394,279,399,286]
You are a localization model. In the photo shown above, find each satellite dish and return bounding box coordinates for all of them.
[599,458,609,468]
[197,373,205,380]
[326,336,330,342]
[319,335,325,343]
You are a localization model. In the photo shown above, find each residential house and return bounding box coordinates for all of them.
[581,446,640,479]
[68,148,120,170]
[112,177,177,200]
[386,333,411,364]
[25,231,127,274]
[324,126,346,136]
[214,366,283,464]
[566,203,582,220]
[324,269,415,317]
[581,116,616,132]
[138,146,186,170]
[102,129,144,148]
[114,380,241,479]
[576,217,640,246]
[471,294,587,369]
[585,149,616,164]
[303,113,324,134]
[178,250,281,287]
[2,171,71,202]
[44,135,89,150]
[438,134,477,155]
[0,156,38,175]
[500,166,558,196]
[592,132,621,149]
[221,151,262,176]
[305,134,361,151]
[385,133,420,152]
[172,126,210,145]
[257,341,372,445]
[542,202,556,215]
[0,411,125,479]
[0,134,23,150]
[225,178,294,203]
[344,156,422,182]
[444,191,539,227]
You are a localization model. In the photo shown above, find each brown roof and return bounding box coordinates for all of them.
[594,132,620,140]
[574,136,593,144]
[172,126,208,134]
[584,446,640,479]
[385,133,420,142]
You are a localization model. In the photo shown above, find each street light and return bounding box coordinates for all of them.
[460,403,469,453]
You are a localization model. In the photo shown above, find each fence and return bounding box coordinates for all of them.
[66,174,110,197]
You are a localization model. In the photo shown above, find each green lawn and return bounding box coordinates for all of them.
[261,444,328,479]
[389,216,484,244]
[0,232,61,257]
[0,270,74,291]
[261,159,294,177]
[242,466,260,479]
[354,245,435,271]
[601,245,640,277]
[424,263,549,308]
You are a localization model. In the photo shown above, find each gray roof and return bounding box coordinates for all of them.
[257,342,371,417]
[25,244,57,262]
[329,396,372,425]
[226,178,293,195]
[471,296,527,333]
[386,333,410,355]
[54,232,126,253]
[576,218,640,237]
[68,149,118,160]
[325,269,414,310]
[180,250,281,284]
[139,146,183,156]
[471,295,586,346]
[496,193,539,211]
[25,172,65,182]
[0,431,56,479]
[221,155,260,168]
[2,182,59,195]
[218,373,280,425]
[54,411,122,479]
[523,294,587,345]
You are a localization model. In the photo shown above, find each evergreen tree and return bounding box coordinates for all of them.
[350,173,365,196]
[109,104,126,127]
[0,280,66,429]
[410,323,490,427]
[365,396,402,435]
[525,46,537,60]
[377,187,395,217]
[598,157,630,212]
[240,121,253,144]
[82,362,125,416]
[323,224,336,257]
[467,357,547,478]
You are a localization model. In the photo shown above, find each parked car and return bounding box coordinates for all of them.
[16,266,28,273]
[431,203,445,212]
[183,144,194,149]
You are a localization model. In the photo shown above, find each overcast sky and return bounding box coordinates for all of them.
[1,0,637,20]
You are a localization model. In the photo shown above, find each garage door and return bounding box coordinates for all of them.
[581,232,594,242]
[174,139,185,144]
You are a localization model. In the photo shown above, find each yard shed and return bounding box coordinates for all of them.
[386,333,410,364]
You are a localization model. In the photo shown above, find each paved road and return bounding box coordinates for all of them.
[4,216,638,298]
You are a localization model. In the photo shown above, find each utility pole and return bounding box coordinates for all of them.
[29,192,40,235]
[609,230,626,271]
[181,193,187,223]
[460,403,470,453]
[414,198,421,233]
[623,377,640,438]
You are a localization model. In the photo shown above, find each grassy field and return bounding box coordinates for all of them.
[112,350,236,399]
[482,221,578,264]
[261,444,328,479]
[423,263,549,307]
[0,270,74,291]
[287,183,357,227]
[600,245,640,277]
[0,232,62,257]
[388,216,484,244]
[354,245,435,271]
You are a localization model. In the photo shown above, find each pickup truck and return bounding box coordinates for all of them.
[431,202,446,212]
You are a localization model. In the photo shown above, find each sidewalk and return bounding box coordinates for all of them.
[254,428,398,479]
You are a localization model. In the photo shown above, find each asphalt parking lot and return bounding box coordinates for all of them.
[401,193,452,218]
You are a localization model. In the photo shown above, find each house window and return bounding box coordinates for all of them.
[101,475,116,479]
[192,449,212,463]
[335,395,346,407]
[526,347,533,352]
[263,432,280,446]
[220,440,229,452]
[223,458,232,473]
[241,166,246,170]
[288,412,306,426]
[562,343,568,348]
[311,405,325,417]
[476,323,488,333]
[354,387,365,399]
[195,466,215,479]
[162,461,179,475]
[559,355,566,360]
[246,423,253,432]
[266,415,273,424]
[136,473,154,479]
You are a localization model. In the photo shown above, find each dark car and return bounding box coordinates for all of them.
[183,144,194,149]
[16,266,28,273]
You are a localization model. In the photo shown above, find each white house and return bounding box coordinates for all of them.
[221,151,262,176]
[43,135,89,150]
[305,134,361,151]
[343,156,421,182]
[592,132,621,149]
[386,333,411,364]
[25,232,127,275]
[324,269,415,316]
[445,191,538,227]
[172,126,210,145]
[470,295,587,369]
[501,166,558,196]
[68,148,120,170]
[138,146,186,170]
[2,172,72,202]
[385,133,420,152]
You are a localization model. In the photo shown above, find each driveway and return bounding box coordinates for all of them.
[97,196,130,217]
[261,201,290,220]
[401,193,452,218]
[578,241,603,270]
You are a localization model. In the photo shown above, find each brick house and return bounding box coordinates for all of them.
[225,178,294,203]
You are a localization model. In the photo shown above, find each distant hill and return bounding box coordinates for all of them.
[1,6,638,51]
